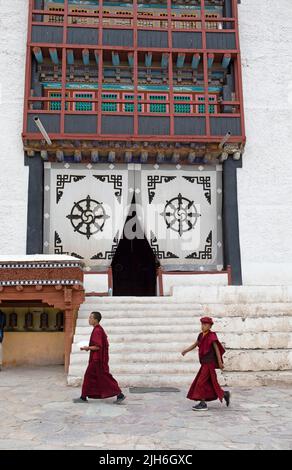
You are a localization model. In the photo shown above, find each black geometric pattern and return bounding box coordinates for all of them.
[66,195,110,240]
[147,175,177,204]
[185,231,213,260]
[91,231,120,260]
[150,231,179,260]
[70,252,84,260]
[161,193,201,237]
[56,174,86,204]
[54,231,68,255]
[93,175,123,203]
[54,231,84,259]
[183,176,211,205]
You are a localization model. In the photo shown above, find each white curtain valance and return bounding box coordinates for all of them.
[135,164,223,271]
[44,163,133,271]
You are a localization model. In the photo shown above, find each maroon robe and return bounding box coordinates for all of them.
[81,324,122,399]
[187,331,225,402]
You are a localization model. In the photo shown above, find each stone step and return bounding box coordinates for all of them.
[69,349,292,372]
[204,303,292,317]
[71,341,188,354]
[76,316,199,326]
[172,286,292,304]
[74,316,292,335]
[68,362,196,377]
[85,300,292,309]
[71,351,195,364]
[67,370,292,388]
[77,304,292,318]
[84,296,180,304]
[72,330,292,345]
[76,313,201,328]
[73,332,196,343]
[68,289,292,389]
[80,305,203,313]
[71,332,292,353]
[85,288,292,304]
[79,305,204,318]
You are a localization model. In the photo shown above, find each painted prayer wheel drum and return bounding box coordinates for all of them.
[40,312,49,330]
[9,312,18,329]
[55,311,64,331]
[24,312,34,329]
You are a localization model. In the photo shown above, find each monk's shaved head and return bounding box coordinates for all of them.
[91,311,102,322]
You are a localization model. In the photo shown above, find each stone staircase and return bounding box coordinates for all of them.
[67,287,292,388]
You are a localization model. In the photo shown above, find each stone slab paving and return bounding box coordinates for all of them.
[0,366,291,450]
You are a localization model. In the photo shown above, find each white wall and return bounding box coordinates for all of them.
[0,0,29,255]
[84,274,109,294]
[238,0,292,285]
[0,0,291,286]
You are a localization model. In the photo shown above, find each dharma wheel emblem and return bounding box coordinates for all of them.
[67,195,110,240]
[161,193,201,237]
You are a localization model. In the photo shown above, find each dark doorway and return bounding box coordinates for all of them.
[112,200,158,296]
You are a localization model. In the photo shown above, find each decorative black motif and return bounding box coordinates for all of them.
[66,195,110,240]
[161,193,201,237]
[70,252,84,260]
[185,231,213,260]
[54,231,69,255]
[150,231,179,260]
[93,175,123,203]
[91,231,120,260]
[147,175,176,204]
[56,175,86,204]
[54,231,84,259]
[183,176,211,205]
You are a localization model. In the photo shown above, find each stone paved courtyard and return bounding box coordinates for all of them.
[0,366,291,450]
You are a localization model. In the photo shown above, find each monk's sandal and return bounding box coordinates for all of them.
[192,401,208,411]
[115,393,126,404]
[73,397,88,403]
[224,391,231,407]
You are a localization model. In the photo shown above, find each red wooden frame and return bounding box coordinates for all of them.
[156,264,232,296]
[23,0,246,145]
[84,266,113,297]
[83,265,231,297]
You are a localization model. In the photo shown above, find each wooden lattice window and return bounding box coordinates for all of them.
[208,95,216,114]
[49,92,68,111]
[196,95,217,114]
[123,94,143,113]
[174,95,192,113]
[102,93,118,112]
[74,92,94,111]
[149,95,167,113]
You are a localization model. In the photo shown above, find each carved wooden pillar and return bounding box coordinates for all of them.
[64,308,74,372]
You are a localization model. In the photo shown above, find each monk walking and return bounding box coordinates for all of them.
[73,311,125,404]
[182,316,230,411]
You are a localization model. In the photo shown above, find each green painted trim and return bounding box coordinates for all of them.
[42,82,222,93]
[48,1,221,11]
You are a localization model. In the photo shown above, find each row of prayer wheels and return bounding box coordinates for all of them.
[1,311,64,331]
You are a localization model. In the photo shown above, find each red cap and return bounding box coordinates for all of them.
[200,316,214,325]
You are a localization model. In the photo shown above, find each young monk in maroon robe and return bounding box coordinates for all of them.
[182,316,230,411]
[73,311,125,404]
